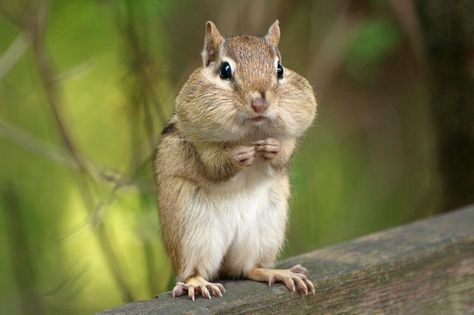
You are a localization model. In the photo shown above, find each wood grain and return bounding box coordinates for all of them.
[98,205,474,314]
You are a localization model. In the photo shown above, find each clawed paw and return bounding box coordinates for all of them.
[254,138,281,160]
[231,145,256,167]
[172,277,225,301]
[267,264,315,295]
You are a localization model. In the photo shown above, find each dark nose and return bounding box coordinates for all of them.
[251,97,268,114]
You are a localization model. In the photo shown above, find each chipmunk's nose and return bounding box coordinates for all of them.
[251,96,268,114]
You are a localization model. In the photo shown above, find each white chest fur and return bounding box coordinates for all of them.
[180,161,287,279]
[179,161,288,279]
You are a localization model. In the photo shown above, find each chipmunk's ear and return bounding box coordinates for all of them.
[202,21,224,66]
[265,20,280,47]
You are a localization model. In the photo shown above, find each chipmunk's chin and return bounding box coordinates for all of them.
[243,115,280,138]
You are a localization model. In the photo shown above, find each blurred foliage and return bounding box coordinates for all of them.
[0,0,472,314]
[345,19,402,82]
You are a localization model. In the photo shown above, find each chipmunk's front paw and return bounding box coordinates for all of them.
[231,145,256,167]
[254,138,281,160]
[172,276,226,301]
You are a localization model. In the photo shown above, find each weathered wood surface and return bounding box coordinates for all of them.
[99,205,474,314]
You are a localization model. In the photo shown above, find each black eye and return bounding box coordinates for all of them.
[219,62,232,80]
[277,62,284,79]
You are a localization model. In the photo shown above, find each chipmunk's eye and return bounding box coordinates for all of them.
[219,62,232,80]
[277,62,284,79]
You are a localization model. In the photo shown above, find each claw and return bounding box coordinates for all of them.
[282,277,296,292]
[188,286,195,301]
[305,278,315,294]
[216,283,226,293]
[268,275,275,286]
[290,264,308,275]
[171,283,185,298]
[294,276,308,295]
[201,285,211,300]
[208,285,219,297]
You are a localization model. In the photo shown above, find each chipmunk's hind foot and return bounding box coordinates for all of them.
[246,264,315,295]
[172,275,225,301]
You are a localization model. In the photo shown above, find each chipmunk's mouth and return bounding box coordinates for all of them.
[251,116,265,122]
[242,111,276,124]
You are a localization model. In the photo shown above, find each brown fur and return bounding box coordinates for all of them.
[153,20,317,296]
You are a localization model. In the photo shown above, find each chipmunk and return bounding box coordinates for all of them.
[154,20,317,300]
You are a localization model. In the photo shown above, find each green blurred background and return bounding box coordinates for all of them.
[0,0,472,314]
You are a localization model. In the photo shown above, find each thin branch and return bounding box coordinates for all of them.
[59,184,121,240]
[0,31,31,80]
[41,268,88,298]
[56,59,93,82]
[0,118,153,189]
[0,118,76,168]
[2,186,45,315]
[115,0,162,295]
[25,0,135,302]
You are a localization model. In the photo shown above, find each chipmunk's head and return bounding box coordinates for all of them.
[176,21,316,142]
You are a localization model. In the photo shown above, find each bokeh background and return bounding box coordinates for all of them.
[0,0,473,314]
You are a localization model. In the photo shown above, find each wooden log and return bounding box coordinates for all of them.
[98,205,474,314]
